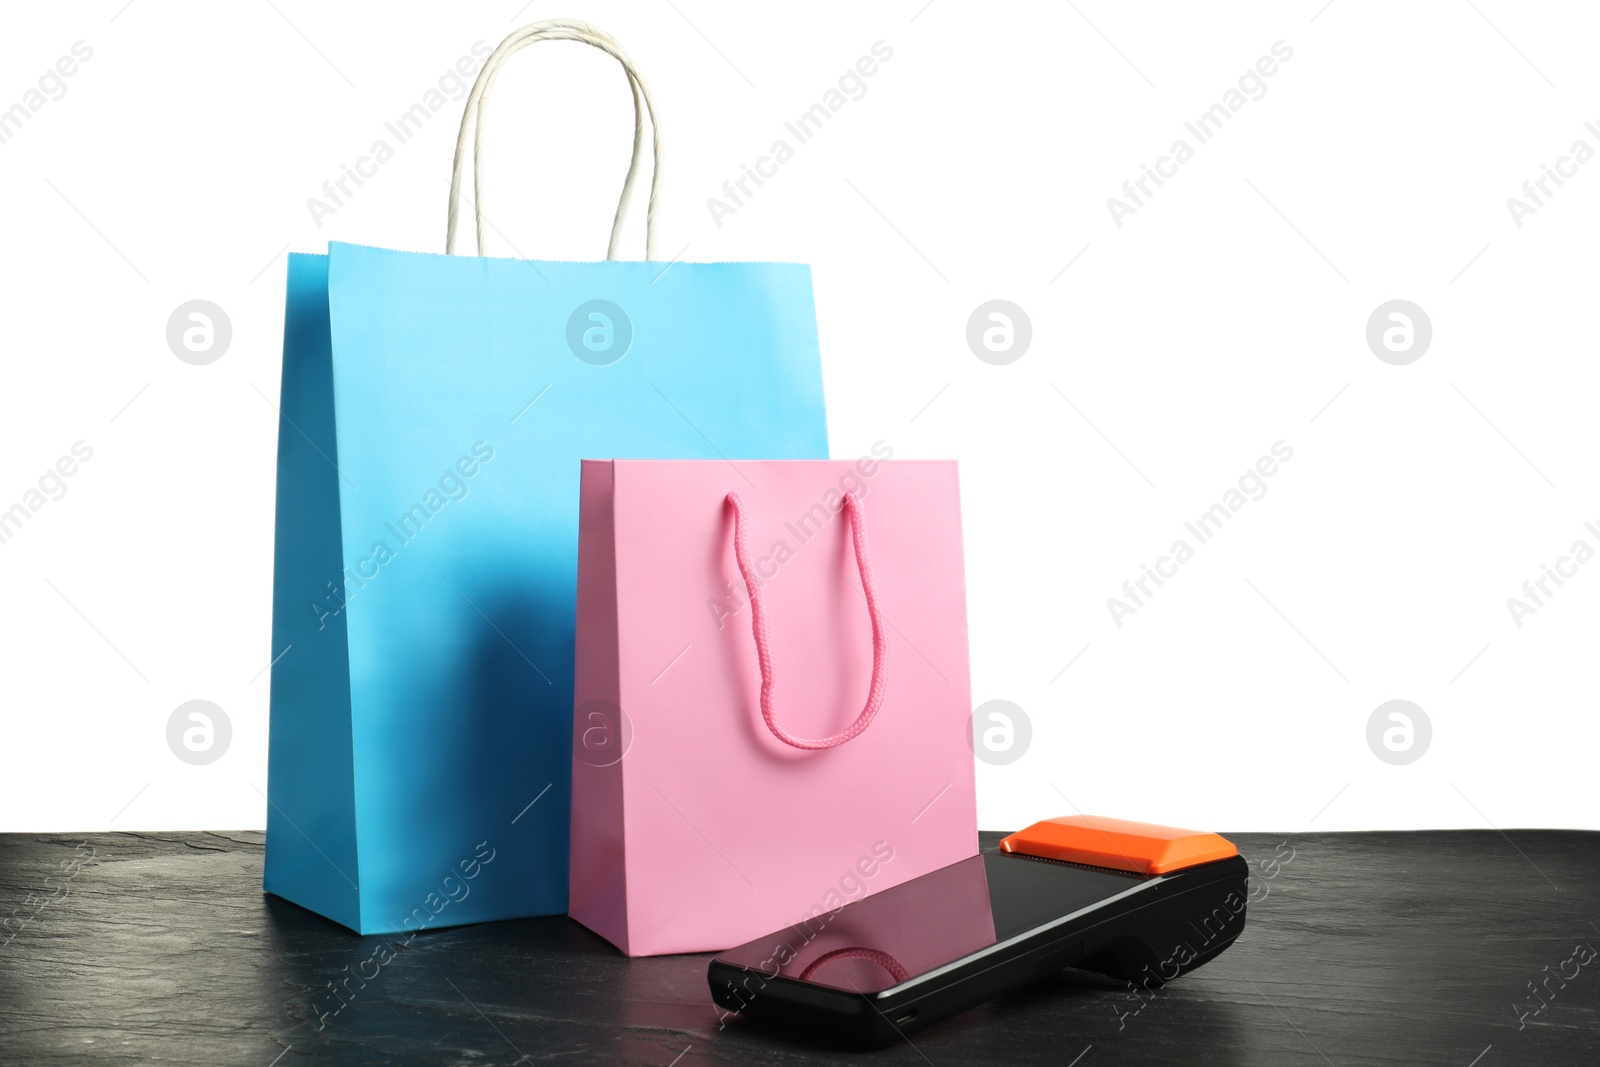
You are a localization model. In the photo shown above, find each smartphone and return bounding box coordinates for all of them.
[708,816,1248,1044]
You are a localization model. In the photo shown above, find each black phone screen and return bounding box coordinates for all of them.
[714,852,1144,994]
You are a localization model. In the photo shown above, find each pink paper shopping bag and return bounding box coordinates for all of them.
[569,458,978,956]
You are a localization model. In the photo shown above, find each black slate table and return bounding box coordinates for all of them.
[2,830,1596,1066]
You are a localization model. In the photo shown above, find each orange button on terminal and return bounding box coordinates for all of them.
[999,815,1238,876]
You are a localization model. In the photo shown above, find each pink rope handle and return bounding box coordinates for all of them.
[798,946,911,985]
[726,491,888,750]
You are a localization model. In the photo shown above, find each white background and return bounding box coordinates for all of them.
[2,1,1595,833]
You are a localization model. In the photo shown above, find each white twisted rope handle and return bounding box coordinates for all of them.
[445,20,662,260]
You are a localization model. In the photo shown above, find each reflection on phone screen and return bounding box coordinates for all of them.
[717,852,1144,993]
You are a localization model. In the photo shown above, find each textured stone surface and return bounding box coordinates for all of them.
[1,830,1596,1065]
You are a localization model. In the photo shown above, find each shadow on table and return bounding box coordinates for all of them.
[257,893,718,1062]
[256,892,1252,1064]
[706,965,1251,1062]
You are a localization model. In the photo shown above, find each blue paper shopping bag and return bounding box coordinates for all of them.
[264,22,829,934]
